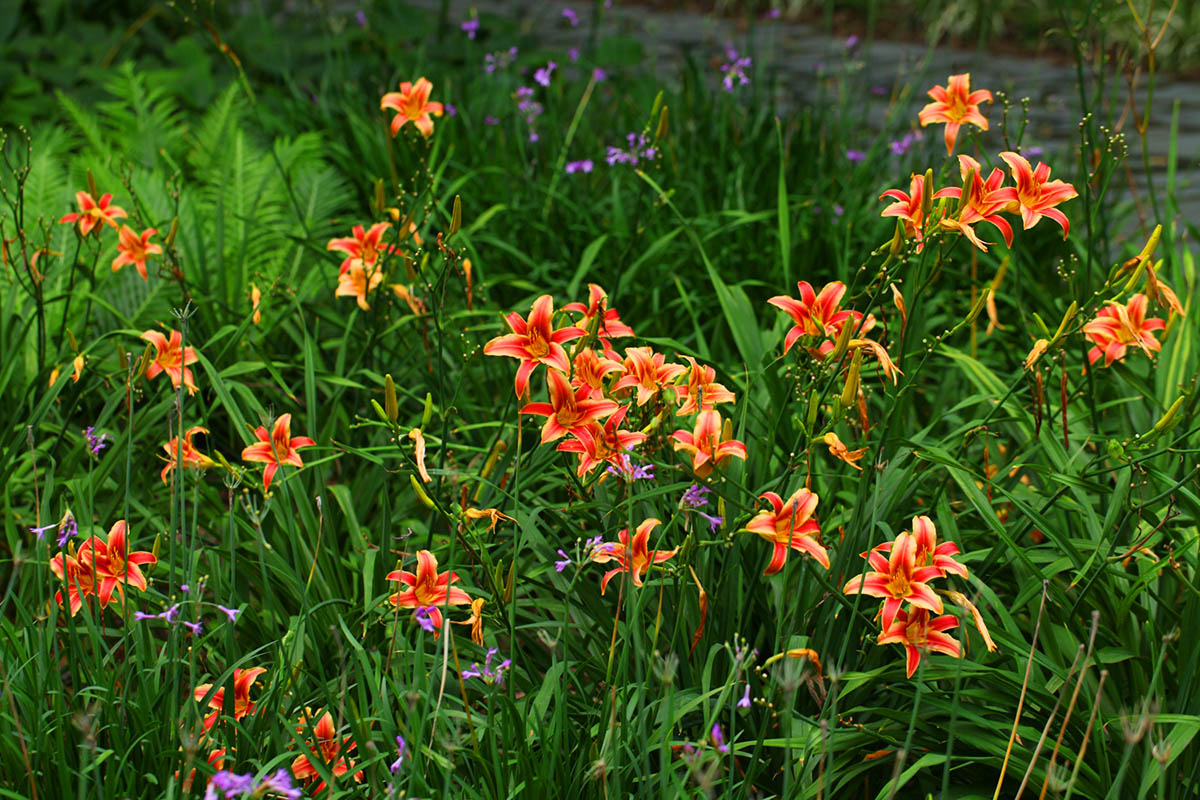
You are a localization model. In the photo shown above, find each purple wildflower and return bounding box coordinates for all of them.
[462,18,479,39]
[681,484,712,509]
[217,604,241,623]
[1026,146,1044,159]
[568,47,580,63]
[738,684,751,708]
[484,46,519,74]
[563,8,579,26]
[206,770,255,799]
[484,115,499,126]
[259,770,302,799]
[445,103,457,117]
[462,647,512,685]
[846,149,866,162]
[606,132,656,166]
[84,426,109,455]
[355,9,367,28]
[606,453,654,480]
[415,606,436,633]
[889,131,922,156]
[163,604,181,623]
[711,723,729,754]
[833,204,844,217]
[762,8,781,19]
[534,61,557,87]
[720,46,752,92]
[554,549,572,572]
[133,611,157,621]
[180,584,189,593]
[55,512,78,547]
[565,159,594,174]
[699,511,723,533]
[592,67,607,82]
[390,734,409,772]
[845,35,860,51]
[182,620,203,636]
[871,85,888,96]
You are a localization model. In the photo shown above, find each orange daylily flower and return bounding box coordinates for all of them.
[327,222,393,275]
[563,283,636,358]
[590,518,677,594]
[674,356,735,416]
[193,667,268,731]
[880,174,957,250]
[848,338,902,384]
[823,432,866,470]
[937,155,1019,251]
[744,487,828,575]
[571,346,624,399]
[614,346,687,406]
[291,709,364,793]
[112,225,162,281]
[670,409,747,478]
[335,259,385,310]
[140,329,199,395]
[918,73,992,155]
[556,405,647,477]
[998,151,1078,237]
[769,280,874,357]
[386,550,473,633]
[381,77,444,137]
[49,549,96,617]
[240,413,316,492]
[484,294,585,397]
[521,368,619,443]
[1082,294,1165,367]
[58,520,157,610]
[391,283,427,315]
[160,425,217,484]
[878,608,962,678]
[872,516,967,579]
[59,191,126,236]
[842,531,944,630]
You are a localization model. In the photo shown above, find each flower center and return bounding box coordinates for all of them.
[887,574,911,598]
[526,331,550,358]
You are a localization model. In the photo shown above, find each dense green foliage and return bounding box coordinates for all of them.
[1,2,1197,799]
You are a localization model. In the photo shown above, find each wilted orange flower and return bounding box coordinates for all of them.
[381,77,444,137]
[1144,262,1185,318]
[590,518,677,594]
[674,356,735,416]
[769,280,874,357]
[335,259,385,310]
[451,596,487,646]
[386,550,473,633]
[327,222,393,274]
[823,432,866,470]
[671,409,747,478]
[193,667,267,731]
[937,154,1019,251]
[71,354,85,383]
[848,338,902,384]
[1082,294,1165,367]
[463,508,514,533]
[563,283,636,358]
[557,406,647,477]
[141,329,199,395]
[571,346,624,399]
[1023,338,1050,370]
[918,73,992,155]
[249,284,262,324]
[878,608,962,677]
[160,425,217,484]
[408,428,431,483]
[391,283,427,315]
[240,413,316,492]
[112,226,162,281]
[842,531,944,630]
[59,191,126,236]
[744,487,828,575]
[614,346,687,406]
[292,709,364,793]
[483,294,585,397]
[521,368,619,443]
[998,151,1078,237]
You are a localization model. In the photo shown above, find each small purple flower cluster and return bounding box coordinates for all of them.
[719,45,752,92]
[461,17,479,40]
[484,47,519,74]
[605,452,654,480]
[462,647,512,685]
[534,61,557,87]
[84,426,109,455]
[565,160,594,174]
[32,510,78,547]
[680,484,722,532]
[605,132,656,166]
[889,130,923,156]
[204,768,300,799]
[514,87,545,141]
[414,606,436,633]
[562,8,579,26]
